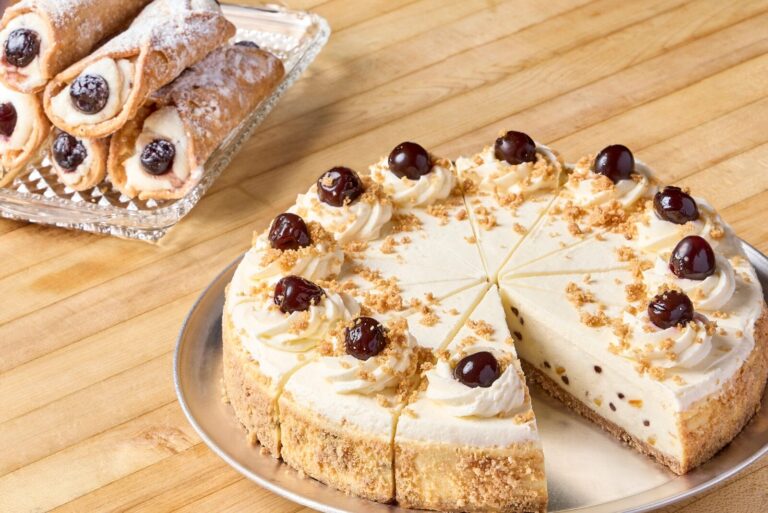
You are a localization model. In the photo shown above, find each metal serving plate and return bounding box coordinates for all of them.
[0,4,330,241]
[175,242,768,513]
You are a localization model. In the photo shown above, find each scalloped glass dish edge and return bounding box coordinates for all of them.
[0,3,331,242]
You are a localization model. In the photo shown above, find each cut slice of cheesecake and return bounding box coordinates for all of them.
[395,285,547,512]
[499,260,767,474]
[455,140,564,281]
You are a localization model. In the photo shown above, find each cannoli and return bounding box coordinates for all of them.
[107,44,285,201]
[43,0,235,139]
[50,130,107,191]
[0,82,49,186]
[0,0,153,93]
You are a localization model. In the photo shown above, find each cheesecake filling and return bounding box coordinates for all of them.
[320,317,417,394]
[369,157,455,207]
[292,179,393,243]
[51,57,134,125]
[123,107,195,194]
[246,226,344,284]
[636,199,730,254]
[456,143,561,196]
[425,354,526,418]
[0,13,51,88]
[565,158,652,208]
[643,255,737,311]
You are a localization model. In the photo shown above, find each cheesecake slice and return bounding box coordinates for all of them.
[396,285,546,512]
[455,132,564,280]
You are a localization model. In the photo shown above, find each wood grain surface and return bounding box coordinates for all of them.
[1,0,767,511]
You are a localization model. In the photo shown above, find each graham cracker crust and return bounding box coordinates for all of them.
[522,307,768,475]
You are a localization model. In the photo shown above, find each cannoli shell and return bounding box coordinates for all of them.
[108,45,285,201]
[0,0,153,93]
[43,0,235,139]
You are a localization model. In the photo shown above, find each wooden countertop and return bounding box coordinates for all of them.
[1,0,767,511]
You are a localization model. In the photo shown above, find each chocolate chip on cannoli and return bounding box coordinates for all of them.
[108,44,285,201]
[0,0,154,93]
[43,0,235,139]
[0,82,49,185]
[50,130,108,191]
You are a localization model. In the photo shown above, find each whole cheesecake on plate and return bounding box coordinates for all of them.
[221,132,767,511]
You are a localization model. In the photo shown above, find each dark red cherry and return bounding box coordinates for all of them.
[594,144,634,183]
[669,235,716,281]
[345,317,387,360]
[454,351,501,388]
[52,132,87,171]
[494,130,536,165]
[235,41,260,48]
[317,167,363,207]
[4,29,40,68]
[273,276,325,314]
[0,102,17,138]
[648,290,694,329]
[388,141,432,179]
[70,74,109,114]
[654,186,699,225]
[140,139,176,175]
[268,213,311,251]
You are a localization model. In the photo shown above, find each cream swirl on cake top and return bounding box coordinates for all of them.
[369,151,455,207]
[637,199,731,253]
[292,168,393,243]
[565,153,653,208]
[320,317,418,395]
[246,220,343,284]
[643,255,736,311]
[621,309,715,370]
[456,143,562,196]
[425,350,526,418]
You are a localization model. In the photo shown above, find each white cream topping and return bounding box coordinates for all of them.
[455,143,561,196]
[51,58,134,125]
[425,354,526,418]
[291,184,393,243]
[0,86,36,151]
[229,290,360,353]
[123,106,195,194]
[320,323,417,395]
[636,199,731,253]
[622,310,714,370]
[643,255,737,311]
[566,159,652,208]
[369,157,455,206]
[243,234,344,284]
[0,13,51,86]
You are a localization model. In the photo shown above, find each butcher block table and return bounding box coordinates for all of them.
[1,0,768,511]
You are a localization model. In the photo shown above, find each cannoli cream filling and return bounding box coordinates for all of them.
[51,58,134,125]
[0,86,36,152]
[123,106,192,193]
[54,138,95,188]
[0,13,52,86]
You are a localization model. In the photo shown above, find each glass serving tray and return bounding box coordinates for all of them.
[0,3,330,242]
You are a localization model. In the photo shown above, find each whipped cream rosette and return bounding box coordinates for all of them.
[0,82,49,185]
[44,0,235,140]
[0,0,153,93]
[565,153,653,209]
[425,349,527,418]
[643,254,737,311]
[456,141,563,197]
[292,169,393,243]
[50,130,108,191]
[107,43,284,200]
[320,317,419,395]
[368,143,456,207]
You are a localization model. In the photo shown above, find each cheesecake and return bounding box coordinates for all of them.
[221,134,767,511]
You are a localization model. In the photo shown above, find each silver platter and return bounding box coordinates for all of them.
[174,241,768,512]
